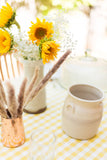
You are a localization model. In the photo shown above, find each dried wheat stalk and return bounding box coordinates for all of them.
[0,80,7,105]
[24,67,39,102]
[24,50,71,106]
[6,82,18,118]
[17,78,27,117]
[0,101,9,119]
[0,92,5,107]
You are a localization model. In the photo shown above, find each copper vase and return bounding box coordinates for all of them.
[1,117,25,148]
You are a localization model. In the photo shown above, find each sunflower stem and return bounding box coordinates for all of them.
[13,20,21,31]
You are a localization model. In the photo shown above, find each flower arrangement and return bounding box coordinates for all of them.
[0,3,60,64]
[15,18,60,64]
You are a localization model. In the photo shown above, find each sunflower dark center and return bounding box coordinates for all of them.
[45,47,53,55]
[0,35,6,46]
[1,35,6,42]
[48,47,52,52]
[35,27,47,39]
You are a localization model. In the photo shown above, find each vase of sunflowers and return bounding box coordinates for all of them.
[0,3,60,113]
[15,18,60,113]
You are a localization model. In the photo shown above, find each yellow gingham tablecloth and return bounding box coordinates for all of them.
[0,81,107,160]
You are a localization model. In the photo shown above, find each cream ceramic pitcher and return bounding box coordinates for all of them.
[62,84,104,140]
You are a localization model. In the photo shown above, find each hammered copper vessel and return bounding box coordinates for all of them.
[1,117,25,148]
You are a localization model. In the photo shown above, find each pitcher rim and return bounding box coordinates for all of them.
[68,84,104,103]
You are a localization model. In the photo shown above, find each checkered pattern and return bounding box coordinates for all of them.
[0,81,107,160]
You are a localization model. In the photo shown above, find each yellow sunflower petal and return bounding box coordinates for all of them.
[36,17,41,23]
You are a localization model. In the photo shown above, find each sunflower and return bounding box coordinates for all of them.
[0,3,20,29]
[0,29,12,55]
[41,40,60,64]
[28,18,54,45]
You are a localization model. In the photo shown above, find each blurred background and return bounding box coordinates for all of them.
[0,0,107,83]
[0,0,107,58]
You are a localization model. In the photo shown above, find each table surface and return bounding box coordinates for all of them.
[0,80,107,160]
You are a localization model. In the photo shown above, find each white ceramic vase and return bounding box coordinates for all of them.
[22,60,46,114]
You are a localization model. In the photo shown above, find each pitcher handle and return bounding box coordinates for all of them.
[65,102,75,113]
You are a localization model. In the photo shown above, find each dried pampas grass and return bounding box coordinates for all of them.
[0,80,7,105]
[17,78,27,117]
[0,101,9,119]
[0,92,5,107]
[24,67,39,101]
[0,79,28,118]
[6,82,18,118]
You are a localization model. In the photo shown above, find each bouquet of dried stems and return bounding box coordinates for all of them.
[0,67,39,119]
[0,50,71,119]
